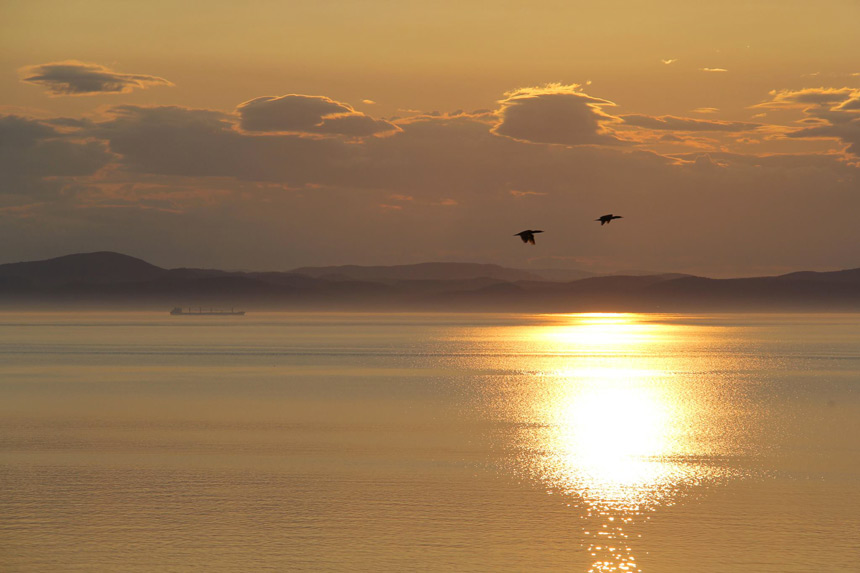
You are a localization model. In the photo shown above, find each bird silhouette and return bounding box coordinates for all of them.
[595,214,623,225]
[514,230,543,244]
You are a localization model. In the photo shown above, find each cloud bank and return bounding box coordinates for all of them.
[1,83,858,275]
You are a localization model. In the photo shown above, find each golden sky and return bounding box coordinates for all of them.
[1,0,858,275]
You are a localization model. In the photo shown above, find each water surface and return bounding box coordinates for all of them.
[2,312,859,571]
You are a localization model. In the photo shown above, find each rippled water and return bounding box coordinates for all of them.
[1,312,859,572]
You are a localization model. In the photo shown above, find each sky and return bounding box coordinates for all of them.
[1,0,858,277]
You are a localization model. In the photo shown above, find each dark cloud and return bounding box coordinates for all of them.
[20,61,173,96]
[312,113,400,137]
[236,94,399,136]
[836,97,860,111]
[493,85,622,146]
[92,105,349,183]
[0,115,56,143]
[46,117,97,129]
[0,115,111,195]
[621,114,760,132]
[787,115,860,157]
[238,95,351,131]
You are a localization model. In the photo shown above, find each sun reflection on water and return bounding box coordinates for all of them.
[533,366,692,512]
[500,313,736,572]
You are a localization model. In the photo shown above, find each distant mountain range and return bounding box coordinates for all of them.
[1,251,859,312]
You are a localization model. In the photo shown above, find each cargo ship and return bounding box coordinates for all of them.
[170,307,245,316]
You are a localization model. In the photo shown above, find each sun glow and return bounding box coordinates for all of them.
[538,313,666,353]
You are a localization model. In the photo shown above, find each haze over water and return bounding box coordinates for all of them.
[2,312,859,572]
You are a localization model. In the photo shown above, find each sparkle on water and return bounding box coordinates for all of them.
[488,313,756,572]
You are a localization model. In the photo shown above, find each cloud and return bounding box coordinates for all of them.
[312,113,401,137]
[837,97,860,111]
[92,105,349,182]
[786,115,860,157]
[510,190,547,197]
[756,87,859,109]
[662,59,678,65]
[0,114,56,143]
[620,114,760,132]
[493,84,622,146]
[20,61,173,96]
[0,115,112,195]
[755,88,860,158]
[700,68,728,73]
[238,95,350,131]
[692,107,719,114]
[236,94,399,137]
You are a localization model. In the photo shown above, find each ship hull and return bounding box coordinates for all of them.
[170,307,245,316]
[171,312,245,316]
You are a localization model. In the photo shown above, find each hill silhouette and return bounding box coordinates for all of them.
[1,251,858,312]
[0,251,165,288]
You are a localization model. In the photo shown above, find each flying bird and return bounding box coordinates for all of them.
[514,230,543,244]
[595,214,623,226]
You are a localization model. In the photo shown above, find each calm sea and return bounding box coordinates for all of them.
[1,312,859,572]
